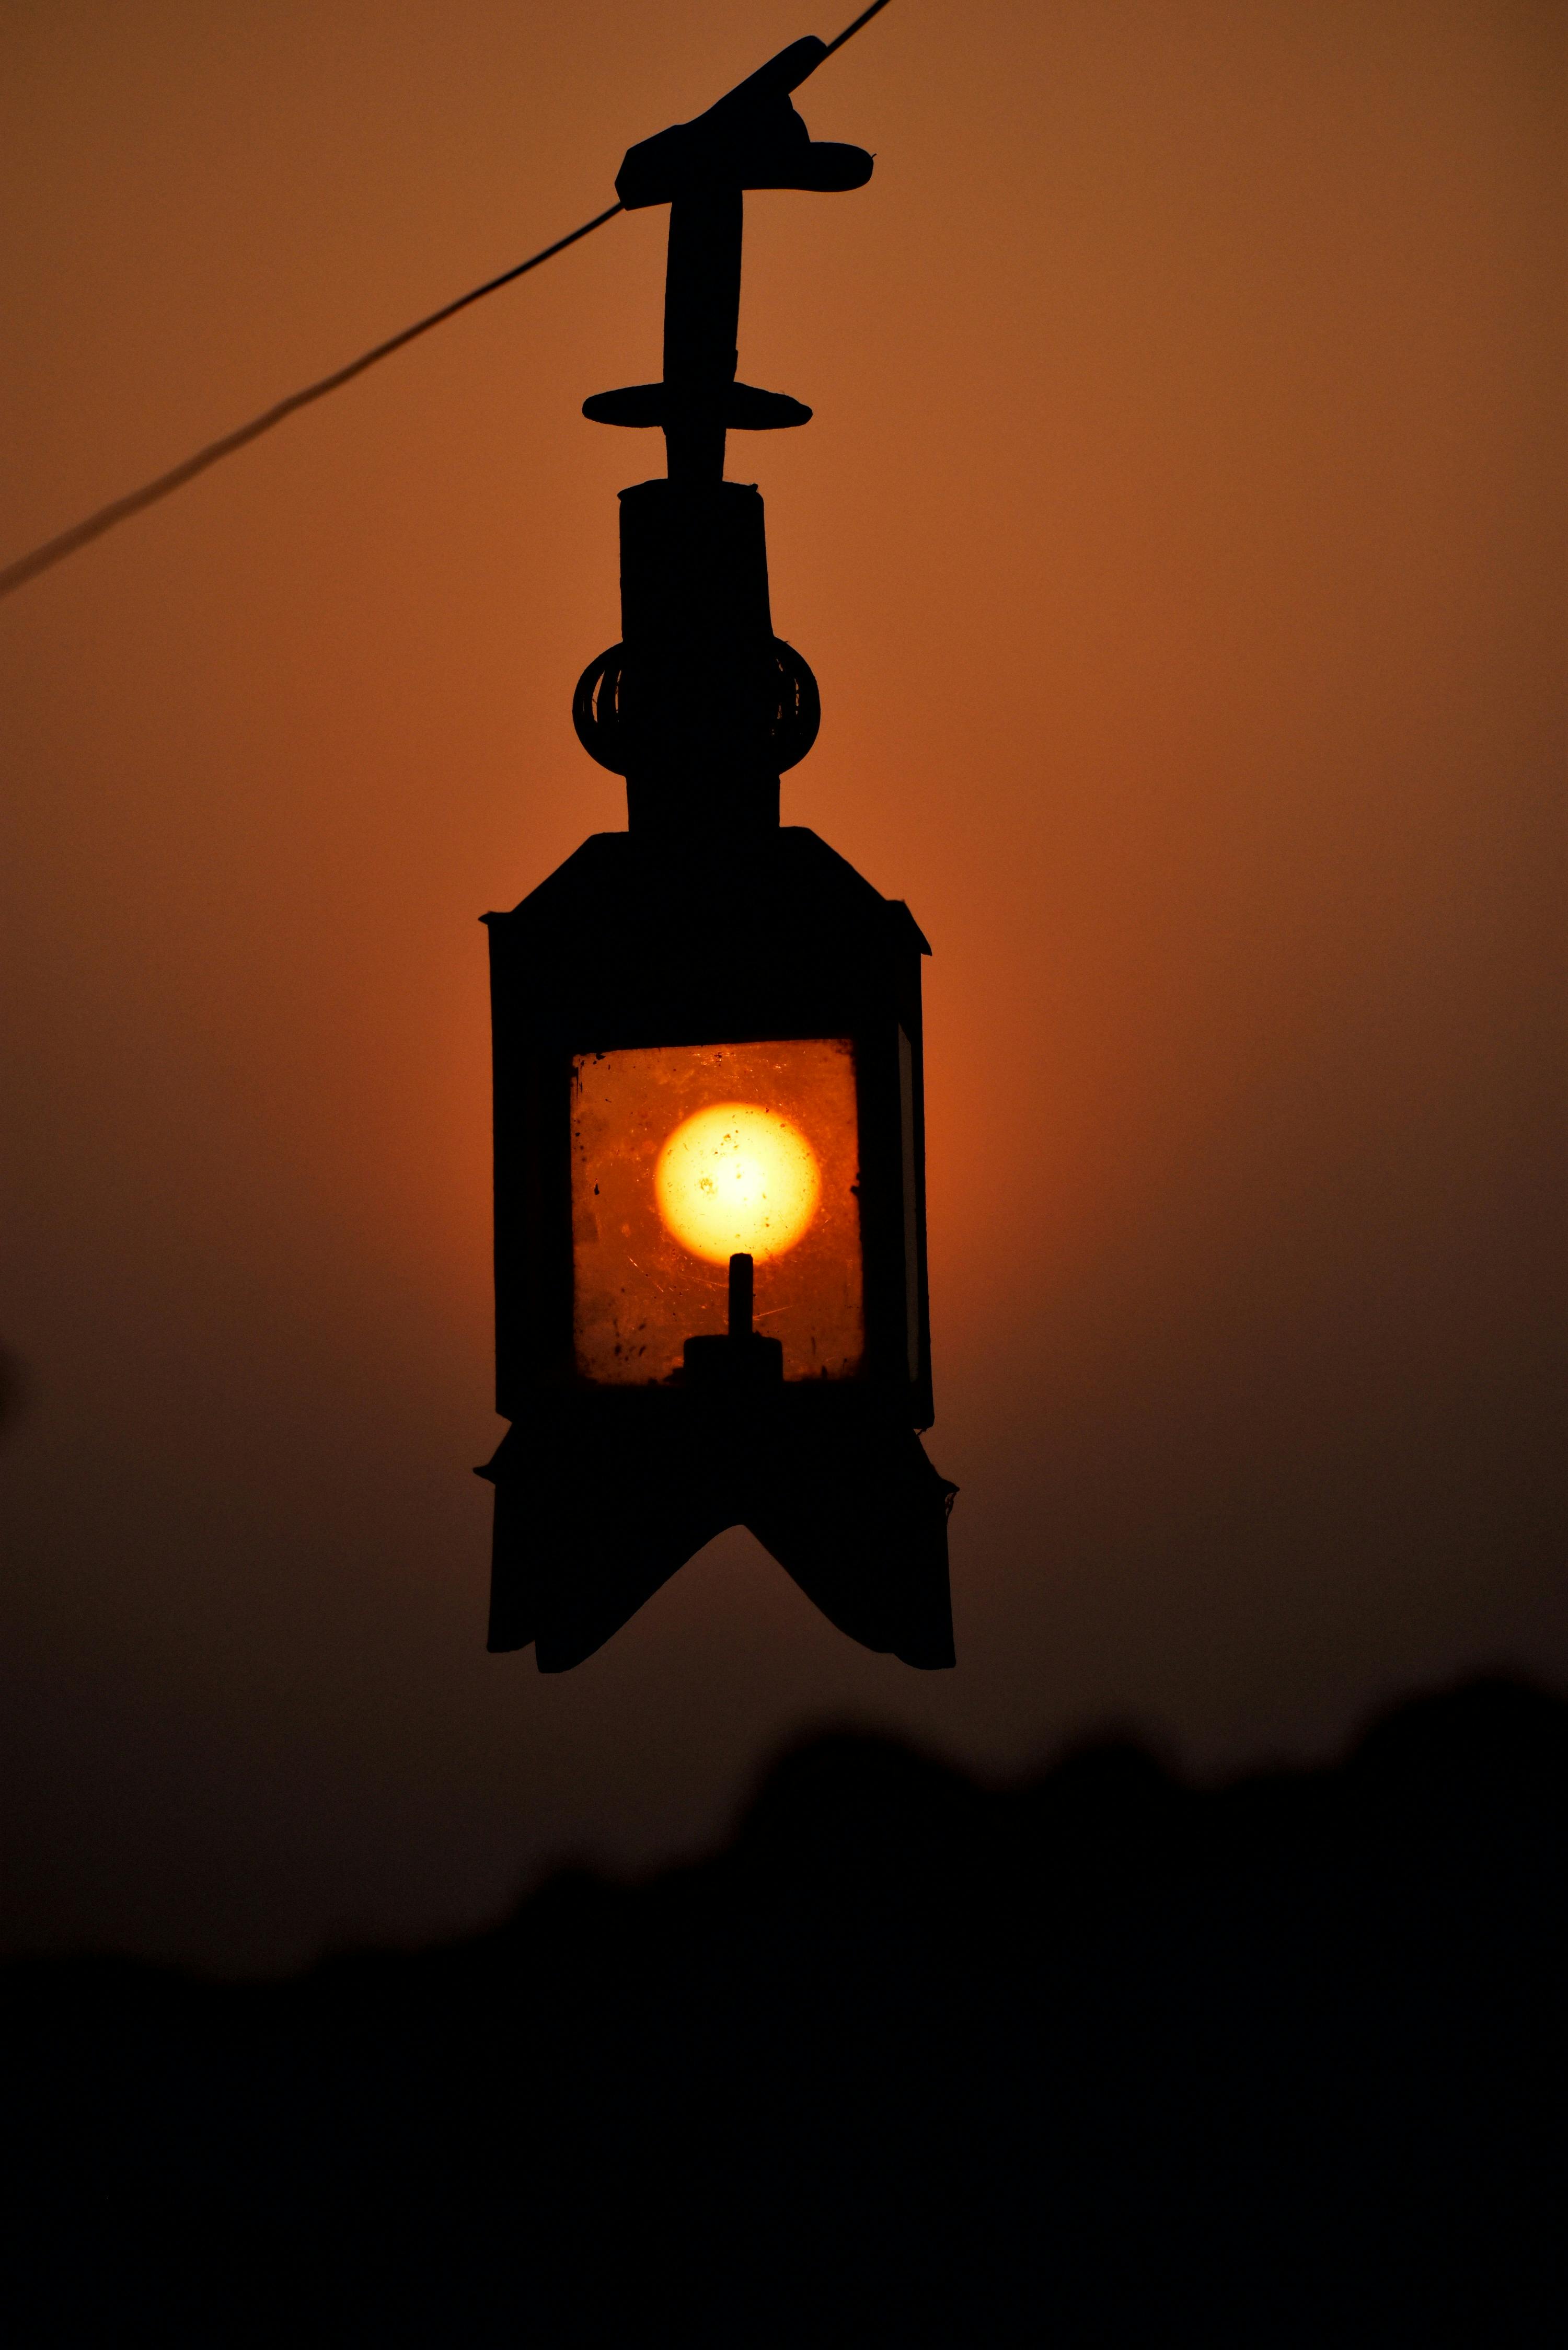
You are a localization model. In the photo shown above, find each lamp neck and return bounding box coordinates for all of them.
[661,190,742,488]
[617,476,780,836]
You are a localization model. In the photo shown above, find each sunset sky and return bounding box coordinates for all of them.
[1,0,1561,1970]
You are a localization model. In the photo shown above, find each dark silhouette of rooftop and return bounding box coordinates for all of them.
[4,1677,1562,2342]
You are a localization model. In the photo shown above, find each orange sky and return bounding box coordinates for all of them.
[1,0,1561,1968]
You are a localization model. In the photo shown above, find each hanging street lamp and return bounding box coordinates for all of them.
[479,35,956,1672]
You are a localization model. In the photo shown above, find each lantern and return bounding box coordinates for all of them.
[479,38,955,1670]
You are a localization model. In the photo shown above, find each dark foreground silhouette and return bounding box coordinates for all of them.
[4,1680,1563,2344]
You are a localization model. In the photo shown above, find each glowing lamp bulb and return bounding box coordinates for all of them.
[654,1101,822,1266]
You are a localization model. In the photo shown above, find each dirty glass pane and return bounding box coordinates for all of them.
[571,1038,863,1385]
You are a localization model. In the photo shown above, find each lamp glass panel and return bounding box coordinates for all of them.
[571,1038,863,1384]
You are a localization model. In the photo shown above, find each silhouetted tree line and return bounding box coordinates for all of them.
[3,1679,1562,2343]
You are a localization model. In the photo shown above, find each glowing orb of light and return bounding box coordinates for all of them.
[654,1101,821,1265]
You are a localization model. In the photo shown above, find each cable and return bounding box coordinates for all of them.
[822,0,894,58]
[0,3,895,604]
[0,204,623,602]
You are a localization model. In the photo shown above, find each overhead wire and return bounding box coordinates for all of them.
[0,2,895,604]
[0,206,623,602]
[821,0,893,59]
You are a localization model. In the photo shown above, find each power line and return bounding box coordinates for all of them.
[0,3,895,604]
[0,205,622,603]
[822,0,893,59]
